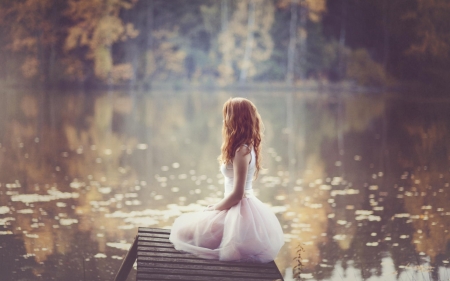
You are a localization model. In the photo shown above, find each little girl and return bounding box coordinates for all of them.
[169,97,284,263]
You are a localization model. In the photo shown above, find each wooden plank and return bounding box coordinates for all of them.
[138,241,176,248]
[138,251,280,268]
[139,227,171,234]
[137,261,281,274]
[138,256,279,269]
[114,235,138,281]
[270,261,284,280]
[138,250,224,260]
[139,232,172,238]
[138,236,173,243]
[137,266,281,279]
[138,246,191,254]
[136,273,280,281]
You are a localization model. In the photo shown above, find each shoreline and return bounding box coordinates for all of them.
[0,79,445,97]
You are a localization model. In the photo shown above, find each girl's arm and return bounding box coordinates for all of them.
[207,146,251,211]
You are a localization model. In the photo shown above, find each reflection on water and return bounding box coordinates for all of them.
[0,89,449,280]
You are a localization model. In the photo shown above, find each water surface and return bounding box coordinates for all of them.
[0,89,449,280]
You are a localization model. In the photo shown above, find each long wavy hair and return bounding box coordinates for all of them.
[218,97,264,178]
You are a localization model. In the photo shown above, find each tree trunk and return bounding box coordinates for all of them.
[48,40,56,87]
[47,2,57,87]
[286,0,298,84]
[239,0,256,83]
[338,0,347,80]
[221,0,229,32]
[382,0,390,70]
[143,0,154,85]
[297,1,308,81]
[221,0,232,78]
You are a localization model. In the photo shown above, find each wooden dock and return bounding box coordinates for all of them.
[115,227,284,281]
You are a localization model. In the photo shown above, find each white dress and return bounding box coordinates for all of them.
[169,146,285,263]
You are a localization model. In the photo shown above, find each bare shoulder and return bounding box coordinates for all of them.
[235,145,251,162]
[235,145,251,156]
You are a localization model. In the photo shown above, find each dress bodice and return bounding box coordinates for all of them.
[220,145,255,196]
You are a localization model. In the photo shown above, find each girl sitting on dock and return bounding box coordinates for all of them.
[170,97,285,263]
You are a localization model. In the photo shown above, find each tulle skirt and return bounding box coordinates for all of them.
[169,196,285,263]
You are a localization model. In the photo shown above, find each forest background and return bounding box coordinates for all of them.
[0,0,449,92]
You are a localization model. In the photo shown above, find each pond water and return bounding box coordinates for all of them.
[0,88,449,281]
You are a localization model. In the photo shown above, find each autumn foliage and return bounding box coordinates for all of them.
[0,0,449,88]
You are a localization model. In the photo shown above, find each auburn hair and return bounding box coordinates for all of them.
[218,97,264,178]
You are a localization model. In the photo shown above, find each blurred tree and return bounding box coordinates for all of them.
[217,0,275,84]
[127,0,200,83]
[64,0,138,82]
[278,0,326,82]
[323,0,450,88]
[141,0,155,83]
[0,0,449,89]
[404,0,450,61]
[346,49,387,87]
[283,0,298,84]
[148,28,187,81]
[0,0,64,84]
[239,0,256,82]
[402,0,450,85]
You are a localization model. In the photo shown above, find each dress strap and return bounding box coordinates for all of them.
[242,144,252,164]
